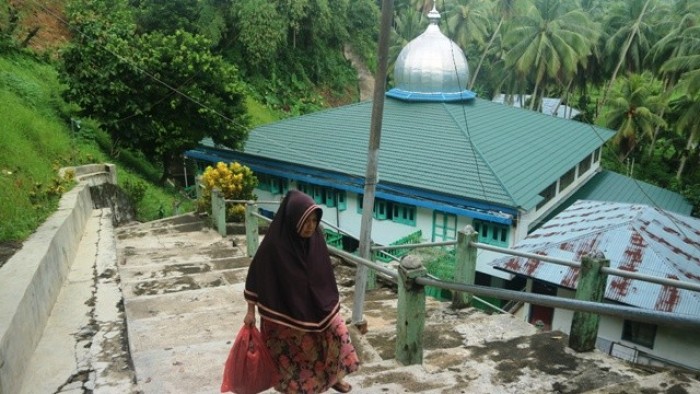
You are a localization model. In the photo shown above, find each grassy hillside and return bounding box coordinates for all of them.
[0,51,220,244]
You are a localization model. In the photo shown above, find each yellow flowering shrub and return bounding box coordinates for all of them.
[197,161,258,222]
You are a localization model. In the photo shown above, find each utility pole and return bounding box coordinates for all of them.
[352,0,394,330]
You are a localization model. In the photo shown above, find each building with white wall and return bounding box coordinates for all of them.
[490,200,700,371]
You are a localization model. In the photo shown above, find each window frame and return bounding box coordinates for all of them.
[622,320,656,349]
[559,167,576,192]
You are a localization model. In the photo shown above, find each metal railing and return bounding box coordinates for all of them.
[213,195,700,366]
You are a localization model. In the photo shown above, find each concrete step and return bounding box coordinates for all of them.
[23,210,700,394]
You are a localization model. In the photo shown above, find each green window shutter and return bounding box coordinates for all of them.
[337,190,347,211]
[357,194,363,213]
[273,177,288,195]
[474,220,509,247]
[392,203,416,226]
[374,200,387,220]
[258,174,271,191]
[297,182,309,195]
[325,189,336,207]
[312,185,324,204]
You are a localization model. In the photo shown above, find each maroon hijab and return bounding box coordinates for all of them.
[244,190,340,332]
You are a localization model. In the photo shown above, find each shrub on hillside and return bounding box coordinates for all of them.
[197,162,258,222]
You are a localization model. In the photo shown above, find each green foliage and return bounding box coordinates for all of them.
[122,178,147,205]
[605,72,667,160]
[0,2,20,52]
[347,0,380,71]
[0,56,74,241]
[0,52,197,242]
[60,1,250,181]
[234,0,286,67]
[132,0,200,34]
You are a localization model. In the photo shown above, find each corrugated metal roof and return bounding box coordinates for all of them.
[242,98,615,211]
[490,200,700,317]
[539,170,693,226]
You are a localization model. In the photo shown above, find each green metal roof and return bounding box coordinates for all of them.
[243,97,616,210]
[540,170,692,223]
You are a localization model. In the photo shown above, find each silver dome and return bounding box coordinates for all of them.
[392,7,471,98]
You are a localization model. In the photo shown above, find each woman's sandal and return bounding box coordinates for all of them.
[332,381,352,393]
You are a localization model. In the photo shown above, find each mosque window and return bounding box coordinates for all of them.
[559,167,576,192]
[537,182,557,210]
[473,220,509,247]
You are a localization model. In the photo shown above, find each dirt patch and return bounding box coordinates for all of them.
[211,257,250,270]
[358,371,443,393]
[422,324,465,350]
[0,240,22,269]
[466,331,634,392]
[206,248,243,260]
[11,0,71,54]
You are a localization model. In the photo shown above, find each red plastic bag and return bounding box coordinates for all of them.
[221,324,278,394]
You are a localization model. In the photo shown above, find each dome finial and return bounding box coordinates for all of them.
[428,3,440,24]
[386,0,477,102]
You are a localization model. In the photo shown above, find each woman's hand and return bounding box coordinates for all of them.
[244,302,256,326]
[244,311,255,326]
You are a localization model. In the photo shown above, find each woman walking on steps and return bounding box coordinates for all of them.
[244,190,359,393]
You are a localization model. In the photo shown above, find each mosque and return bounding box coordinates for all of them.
[185,6,690,288]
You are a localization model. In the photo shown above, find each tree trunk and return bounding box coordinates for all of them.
[598,0,651,116]
[469,17,503,90]
[160,152,173,184]
[676,134,698,181]
[552,79,574,117]
[648,77,673,157]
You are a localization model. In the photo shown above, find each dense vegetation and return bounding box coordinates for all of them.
[1,0,699,250]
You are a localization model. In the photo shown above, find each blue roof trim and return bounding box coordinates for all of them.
[186,147,513,224]
[386,88,476,102]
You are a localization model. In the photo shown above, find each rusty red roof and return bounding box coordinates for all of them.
[490,200,700,316]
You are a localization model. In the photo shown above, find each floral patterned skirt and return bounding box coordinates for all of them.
[261,313,360,394]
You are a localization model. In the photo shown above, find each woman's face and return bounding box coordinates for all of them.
[298,211,319,238]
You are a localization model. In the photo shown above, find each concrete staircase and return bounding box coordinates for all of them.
[113,213,700,394]
[10,206,699,393]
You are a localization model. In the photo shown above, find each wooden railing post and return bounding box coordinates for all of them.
[245,201,259,257]
[569,251,609,352]
[396,255,427,365]
[452,225,477,309]
[211,188,226,236]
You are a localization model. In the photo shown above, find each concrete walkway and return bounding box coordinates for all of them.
[18,209,135,394]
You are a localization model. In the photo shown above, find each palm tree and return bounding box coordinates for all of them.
[598,0,667,111]
[442,0,491,54]
[645,3,700,156]
[469,0,517,89]
[503,0,597,110]
[604,73,667,161]
[669,89,700,181]
[388,6,428,83]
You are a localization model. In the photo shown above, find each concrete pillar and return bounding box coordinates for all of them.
[245,201,259,257]
[396,255,427,365]
[366,256,377,291]
[105,163,117,184]
[569,251,609,352]
[452,225,477,309]
[195,175,202,200]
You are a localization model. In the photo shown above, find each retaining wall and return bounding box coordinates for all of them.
[0,164,115,394]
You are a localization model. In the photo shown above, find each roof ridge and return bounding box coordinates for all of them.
[443,102,519,207]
